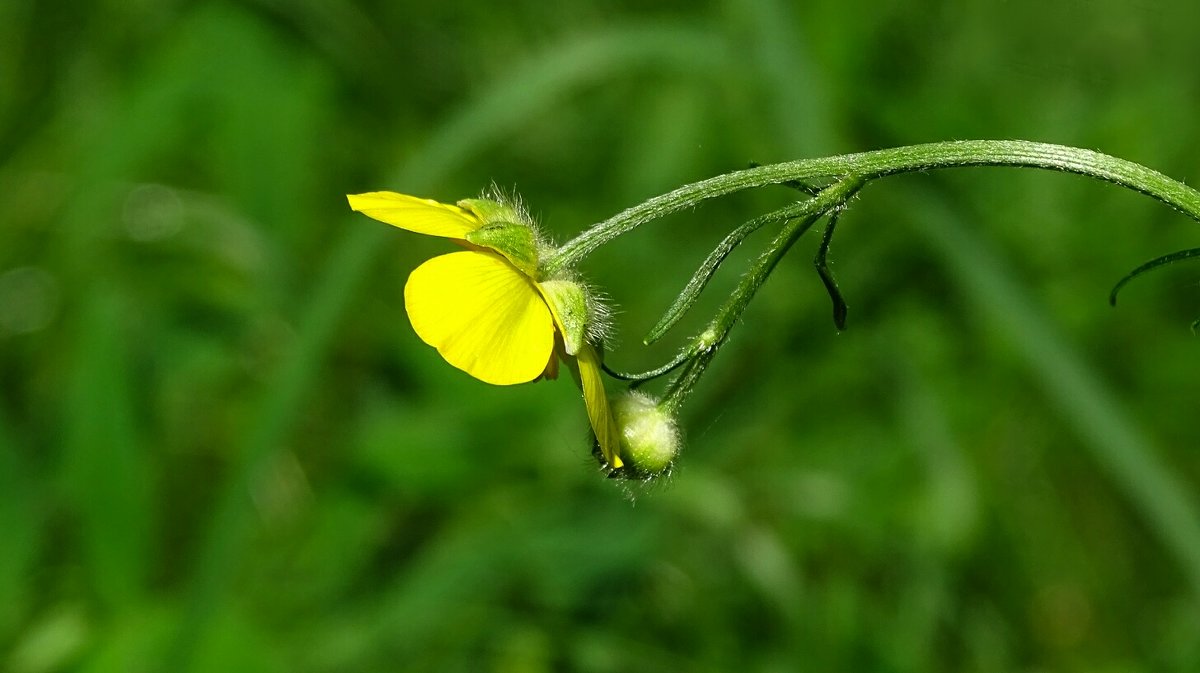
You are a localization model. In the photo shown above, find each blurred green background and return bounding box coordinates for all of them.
[3,0,1200,670]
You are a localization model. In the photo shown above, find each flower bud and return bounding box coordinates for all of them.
[608,391,680,478]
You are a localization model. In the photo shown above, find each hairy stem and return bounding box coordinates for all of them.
[547,140,1200,274]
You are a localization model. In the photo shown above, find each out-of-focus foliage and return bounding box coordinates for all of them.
[2,1,1199,671]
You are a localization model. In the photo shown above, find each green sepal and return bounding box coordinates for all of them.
[458,198,526,226]
[537,279,589,356]
[466,221,540,276]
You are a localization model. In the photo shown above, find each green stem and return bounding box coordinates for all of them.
[546,140,1200,274]
[661,176,866,413]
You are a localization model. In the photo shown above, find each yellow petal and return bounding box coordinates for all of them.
[577,344,623,468]
[348,192,482,238]
[405,251,554,385]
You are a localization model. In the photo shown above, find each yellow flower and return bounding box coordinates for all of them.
[347,191,624,468]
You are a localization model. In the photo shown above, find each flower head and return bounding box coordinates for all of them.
[347,191,624,468]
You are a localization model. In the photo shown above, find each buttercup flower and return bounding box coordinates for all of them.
[347,191,623,468]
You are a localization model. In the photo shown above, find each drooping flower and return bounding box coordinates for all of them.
[347,191,624,468]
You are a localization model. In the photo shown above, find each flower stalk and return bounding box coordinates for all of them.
[546,140,1200,274]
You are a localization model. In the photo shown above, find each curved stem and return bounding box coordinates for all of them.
[546,140,1200,273]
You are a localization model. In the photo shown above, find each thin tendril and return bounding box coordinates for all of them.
[1109,247,1200,305]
